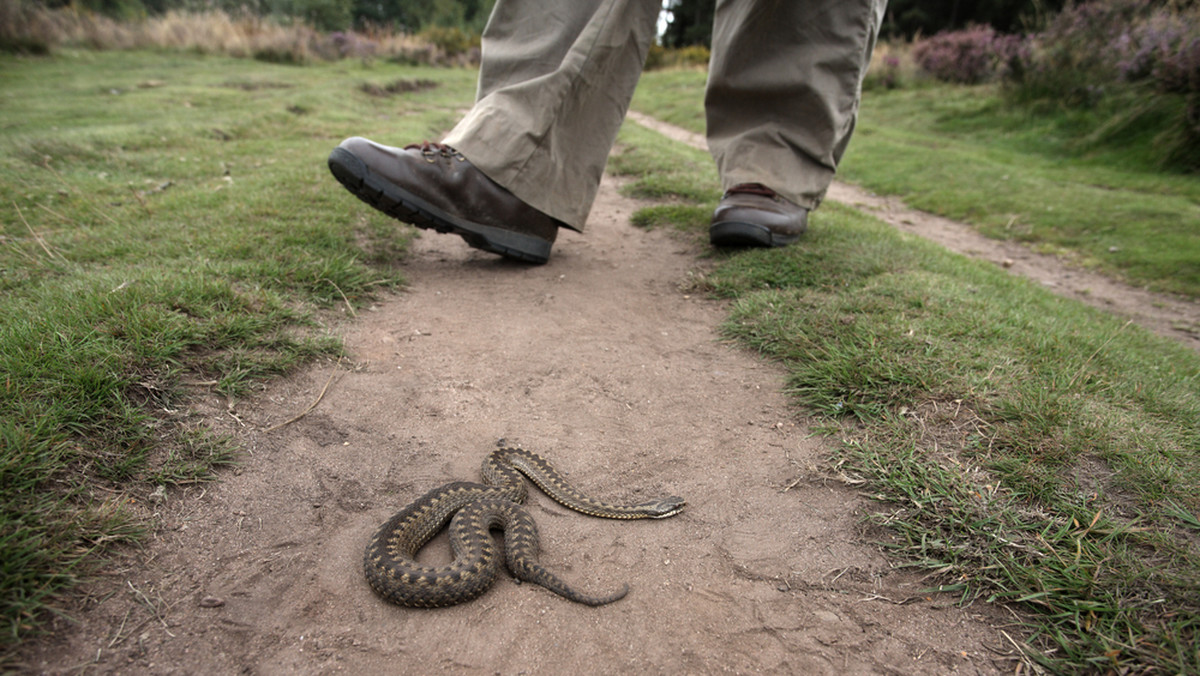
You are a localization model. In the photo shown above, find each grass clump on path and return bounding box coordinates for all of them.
[613,119,1200,673]
[0,49,477,648]
[631,70,1200,299]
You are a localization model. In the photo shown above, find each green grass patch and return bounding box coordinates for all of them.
[0,49,478,648]
[629,203,713,233]
[613,117,1200,672]
[608,120,720,204]
[630,70,1200,298]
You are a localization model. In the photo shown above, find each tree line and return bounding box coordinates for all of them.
[46,0,497,32]
[48,0,1067,36]
[662,0,1070,47]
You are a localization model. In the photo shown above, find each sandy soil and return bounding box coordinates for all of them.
[22,115,1195,675]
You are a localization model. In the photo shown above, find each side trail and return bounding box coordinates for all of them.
[627,111,1200,352]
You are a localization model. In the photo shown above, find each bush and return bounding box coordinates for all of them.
[0,0,51,53]
[288,0,352,32]
[1005,0,1200,171]
[1010,1,1200,98]
[644,44,710,70]
[326,29,376,59]
[912,25,1025,84]
[417,25,477,56]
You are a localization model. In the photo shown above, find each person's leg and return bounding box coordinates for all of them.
[445,0,660,229]
[328,0,658,264]
[706,0,887,247]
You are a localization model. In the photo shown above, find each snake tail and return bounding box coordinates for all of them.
[464,498,629,606]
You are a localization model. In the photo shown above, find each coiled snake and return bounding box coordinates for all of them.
[364,447,686,607]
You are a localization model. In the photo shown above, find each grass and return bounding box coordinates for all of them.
[3,42,1199,674]
[0,48,478,650]
[631,70,1200,298]
[611,119,1200,672]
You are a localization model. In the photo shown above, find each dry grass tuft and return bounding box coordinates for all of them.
[0,0,474,65]
[863,39,922,90]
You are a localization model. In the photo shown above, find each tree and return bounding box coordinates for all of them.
[350,0,493,32]
[882,0,1067,39]
[659,0,1070,48]
[660,0,713,48]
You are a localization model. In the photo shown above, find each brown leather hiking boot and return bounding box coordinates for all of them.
[709,183,808,248]
[328,137,561,264]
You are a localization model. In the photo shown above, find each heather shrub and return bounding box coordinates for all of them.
[912,25,1025,84]
[1008,0,1145,103]
[1006,0,1200,171]
[326,30,376,59]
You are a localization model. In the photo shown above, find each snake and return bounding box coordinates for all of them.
[363,446,686,608]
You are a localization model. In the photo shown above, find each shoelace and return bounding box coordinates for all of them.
[725,183,778,199]
[405,141,465,162]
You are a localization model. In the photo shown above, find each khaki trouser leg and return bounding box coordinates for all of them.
[705,0,887,210]
[443,0,660,231]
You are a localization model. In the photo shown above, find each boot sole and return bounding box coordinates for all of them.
[709,221,803,248]
[328,147,552,264]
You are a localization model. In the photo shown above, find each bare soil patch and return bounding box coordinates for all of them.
[18,175,1012,674]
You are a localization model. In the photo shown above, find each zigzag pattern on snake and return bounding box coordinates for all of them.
[364,446,686,608]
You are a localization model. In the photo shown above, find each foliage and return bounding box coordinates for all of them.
[660,0,714,48]
[352,0,492,33]
[1007,0,1192,101]
[0,2,478,65]
[903,2,1200,172]
[28,0,494,34]
[862,41,928,91]
[863,53,903,90]
[273,0,352,31]
[56,0,147,20]
[643,43,710,70]
[417,24,478,57]
[0,0,50,52]
[1005,0,1200,171]
[911,24,1025,84]
[662,0,1068,47]
[883,0,1066,38]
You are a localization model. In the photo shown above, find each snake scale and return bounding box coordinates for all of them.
[364,446,686,608]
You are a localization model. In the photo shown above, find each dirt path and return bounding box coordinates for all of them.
[18,170,1014,673]
[628,112,1200,352]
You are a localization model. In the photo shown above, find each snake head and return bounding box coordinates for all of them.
[644,496,686,519]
